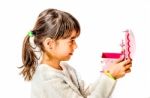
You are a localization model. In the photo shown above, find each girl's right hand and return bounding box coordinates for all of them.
[103,56,132,79]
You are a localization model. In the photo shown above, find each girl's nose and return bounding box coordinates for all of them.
[73,41,78,49]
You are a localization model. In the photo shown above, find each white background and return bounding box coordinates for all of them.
[0,0,150,98]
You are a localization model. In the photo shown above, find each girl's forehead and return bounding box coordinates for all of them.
[57,30,78,42]
[69,30,79,39]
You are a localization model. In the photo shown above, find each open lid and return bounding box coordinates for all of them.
[123,29,136,59]
[101,29,136,60]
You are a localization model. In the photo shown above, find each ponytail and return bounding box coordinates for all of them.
[19,35,38,81]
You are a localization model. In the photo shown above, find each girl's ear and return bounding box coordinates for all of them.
[43,38,55,50]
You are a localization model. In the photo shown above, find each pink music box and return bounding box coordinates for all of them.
[101,29,135,65]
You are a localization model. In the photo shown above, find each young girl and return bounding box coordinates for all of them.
[20,8,132,98]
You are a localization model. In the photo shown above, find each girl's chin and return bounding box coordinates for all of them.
[63,55,72,61]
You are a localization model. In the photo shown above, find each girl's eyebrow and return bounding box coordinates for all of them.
[70,36,76,39]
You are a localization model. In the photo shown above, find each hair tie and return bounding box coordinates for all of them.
[28,31,34,37]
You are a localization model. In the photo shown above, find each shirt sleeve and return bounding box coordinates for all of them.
[81,73,117,98]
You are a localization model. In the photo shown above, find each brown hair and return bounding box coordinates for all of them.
[19,8,80,81]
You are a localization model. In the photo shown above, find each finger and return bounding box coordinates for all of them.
[125,68,131,73]
[124,64,132,70]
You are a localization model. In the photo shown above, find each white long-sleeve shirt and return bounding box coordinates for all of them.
[31,62,117,98]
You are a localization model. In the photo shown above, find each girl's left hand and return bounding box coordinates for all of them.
[103,56,132,79]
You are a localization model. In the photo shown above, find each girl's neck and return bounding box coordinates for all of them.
[41,53,62,70]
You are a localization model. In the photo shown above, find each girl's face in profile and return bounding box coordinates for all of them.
[53,30,78,61]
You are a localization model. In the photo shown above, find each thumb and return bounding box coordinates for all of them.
[120,59,131,66]
[114,55,124,63]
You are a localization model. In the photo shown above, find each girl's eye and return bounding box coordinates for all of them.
[69,40,74,43]
[71,40,74,43]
